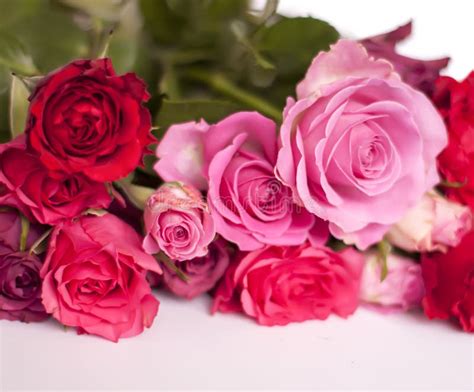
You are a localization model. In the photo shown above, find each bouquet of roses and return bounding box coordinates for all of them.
[1,0,473,342]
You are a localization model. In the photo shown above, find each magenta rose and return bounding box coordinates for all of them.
[162,238,230,299]
[360,21,450,96]
[0,209,47,322]
[212,244,364,326]
[41,214,161,342]
[0,136,111,225]
[276,40,447,249]
[143,182,215,261]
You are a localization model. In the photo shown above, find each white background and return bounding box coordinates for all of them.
[1,1,474,391]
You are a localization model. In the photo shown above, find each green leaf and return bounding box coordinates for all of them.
[256,17,339,78]
[9,74,30,139]
[156,99,242,131]
[0,31,38,76]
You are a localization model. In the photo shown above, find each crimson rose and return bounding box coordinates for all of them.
[26,58,153,182]
[434,72,474,210]
[422,230,474,332]
[0,136,111,225]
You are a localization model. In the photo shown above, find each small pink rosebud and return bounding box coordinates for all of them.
[360,252,424,312]
[143,182,216,261]
[387,191,472,253]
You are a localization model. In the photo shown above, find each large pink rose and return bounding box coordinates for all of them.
[0,136,111,225]
[276,40,447,249]
[203,112,327,250]
[41,214,161,342]
[212,244,364,326]
[143,182,215,261]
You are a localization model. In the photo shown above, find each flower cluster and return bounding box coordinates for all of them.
[1,5,473,341]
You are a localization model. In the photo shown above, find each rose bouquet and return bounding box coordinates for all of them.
[0,0,473,342]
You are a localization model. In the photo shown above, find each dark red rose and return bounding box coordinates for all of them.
[361,21,449,95]
[26,58,153,182]
[434,72,474,210]
[0,251,48,322]
[422,230,474,333]
[0,136,111,225]
[0,209,48,322]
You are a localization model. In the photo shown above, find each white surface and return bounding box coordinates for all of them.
[0,293,473,391]
[1,1,474,391]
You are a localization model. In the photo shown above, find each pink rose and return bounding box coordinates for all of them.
[212,244,364,326]
[0,136,111,225]
[155,120,210,190]
[143,182,215,261]
[162,238,230,299]
[360,252,424,312]
[276,40,447,249]
[41,214,161,342]
[204,112,327,250]
[387,192,472,253]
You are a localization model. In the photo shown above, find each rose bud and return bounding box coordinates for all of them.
[360,252,424,312]
[387,192,472,253]
[26,58,154,182]
[0,208,48,322]
[212,244,364,326]
[0,136,112,225]
[143,183,216,261]
[41,214,162,342]
[360,21,449,95]
[162,238,230,299]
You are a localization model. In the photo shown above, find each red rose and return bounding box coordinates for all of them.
[434,72,474,210]
[41,214,162,341]
[422,230,474,332]
[212,244,364,326]
[0,136,111,225]
[26,58,153,182]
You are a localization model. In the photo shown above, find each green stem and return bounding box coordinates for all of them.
[156,253,189,283]
[184,69,282,122]
[19,215,30,252]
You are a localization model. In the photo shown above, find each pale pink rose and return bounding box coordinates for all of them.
[387,191,472,253]
[276,40,447,249]
[162,238,230,299]
[41,214,162,342]
[143,182,215,261]
[204,112,327,251]
[360,252,424,312]
[212,244,364,325]
[154,120,210,190]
